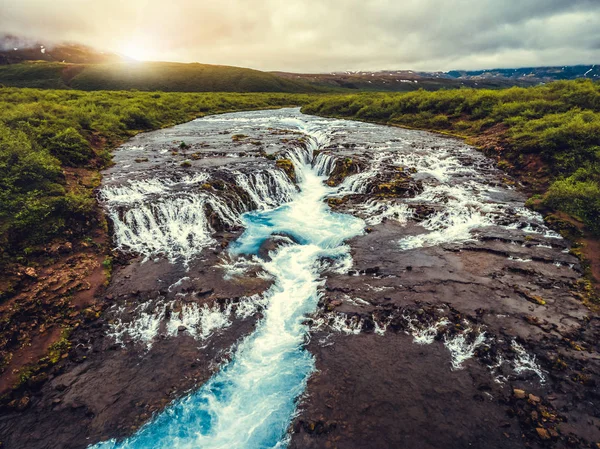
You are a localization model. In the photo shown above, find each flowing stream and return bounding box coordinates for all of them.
[92,118,364,448]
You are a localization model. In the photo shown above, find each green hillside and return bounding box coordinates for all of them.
[0,61,323,93]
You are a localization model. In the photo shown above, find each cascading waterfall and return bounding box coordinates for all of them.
[91,108,566,449]
[91,120,365,449]
[101,168,299,264]
[312,152,337,177]
[338,150,391,194]
[233,169,298,210]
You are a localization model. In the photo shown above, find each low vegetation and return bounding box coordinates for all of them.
[0,88,317,266]
[302,79,600,236]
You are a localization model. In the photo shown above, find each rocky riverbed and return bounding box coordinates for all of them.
[0,108,597,449]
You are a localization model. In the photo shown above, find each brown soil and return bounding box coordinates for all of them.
[0,161,110,401]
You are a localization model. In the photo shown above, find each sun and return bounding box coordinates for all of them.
[121,41,152,61]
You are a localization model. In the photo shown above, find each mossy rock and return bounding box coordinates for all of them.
[327,158,362,187]
[276,159,296,182]
[374,173,423,197]
[544,214,583,240]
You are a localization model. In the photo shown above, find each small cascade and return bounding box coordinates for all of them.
[312,152,337,177]
[233,169,297,210]
[338,151,391,194]
[102,167,300,264]
[106,195,231,264]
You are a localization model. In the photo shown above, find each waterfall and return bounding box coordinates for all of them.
[101,168,299,264]
[233,169,297,210]
[312,152,337,177]
[338,151,391,194]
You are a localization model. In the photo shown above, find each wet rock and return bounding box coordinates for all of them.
[513,389,526,399]
[326,158,365,186]
[15,396,30,411]
[196,288,214,297]
[258,234,297,261]
[364,267,380,275]
[275,159,296,182]
[536,428,551,440]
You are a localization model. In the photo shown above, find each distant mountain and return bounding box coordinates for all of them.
[442,65,600,81]
[1,34,596,93]
[272,70,538,92]
[0,34,125,65]
[273,65,598,92]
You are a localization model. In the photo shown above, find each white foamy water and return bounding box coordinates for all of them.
[101,169,297,264]
[404,313,451,345]
[444,329,487,370]
[511,340,546,382]
[233,169,297,210]
[350,198,413,226]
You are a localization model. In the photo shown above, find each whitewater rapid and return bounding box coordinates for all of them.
[91,119,364,448]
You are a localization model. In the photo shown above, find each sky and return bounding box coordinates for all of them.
[1,0,599,72]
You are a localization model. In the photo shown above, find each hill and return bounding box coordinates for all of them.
[273,65,599,92]
[0,34,124,65]
[0,61,323,93]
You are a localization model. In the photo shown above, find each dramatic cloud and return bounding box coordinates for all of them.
[1,0,599,71]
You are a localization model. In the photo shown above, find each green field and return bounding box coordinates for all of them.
[0,61,323,93]
[303,80,600,236]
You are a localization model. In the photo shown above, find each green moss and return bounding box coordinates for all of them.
[275,158,296,182]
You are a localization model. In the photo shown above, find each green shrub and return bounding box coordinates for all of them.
[47,127,93,166]
[544,177,600,234]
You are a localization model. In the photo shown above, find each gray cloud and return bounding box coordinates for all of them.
[1,0,599,71]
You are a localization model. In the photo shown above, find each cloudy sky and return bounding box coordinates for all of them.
[1,0,599,72]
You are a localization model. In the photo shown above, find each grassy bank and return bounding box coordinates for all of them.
[0,88,317,269]
[302,80,600,236]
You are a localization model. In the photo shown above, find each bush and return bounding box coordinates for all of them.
[544,177,600,234]
[47,127,93,166]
